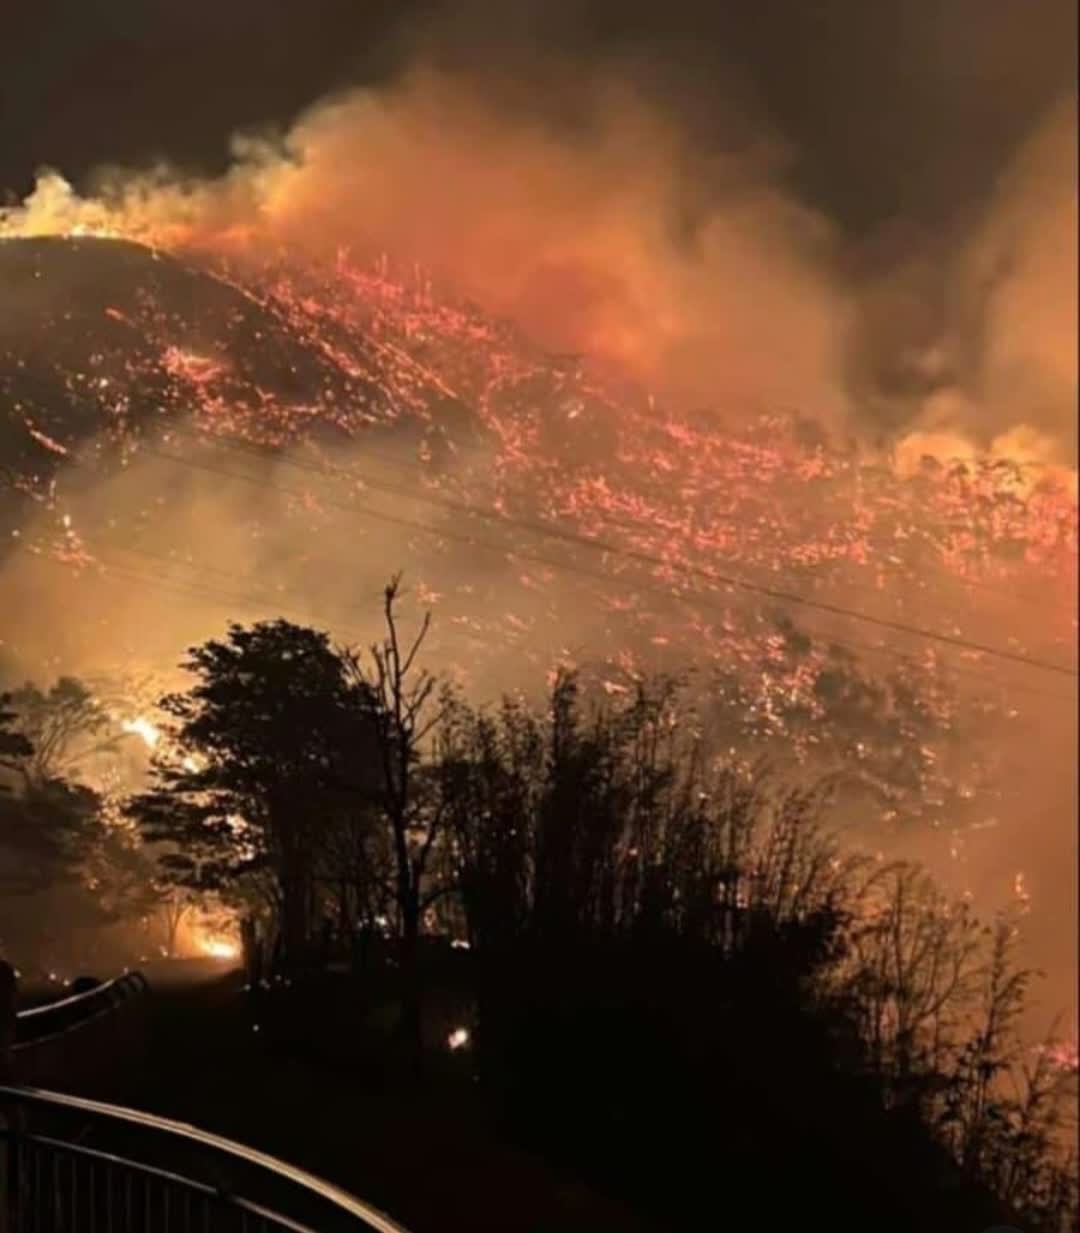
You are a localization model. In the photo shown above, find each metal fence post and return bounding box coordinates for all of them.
[1,958,18,1233]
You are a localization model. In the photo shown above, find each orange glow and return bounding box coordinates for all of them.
[161,346,229,388]
[122,716,161,749]
[201,937,241,962]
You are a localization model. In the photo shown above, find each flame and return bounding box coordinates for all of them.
[201,937,241,961]
[122,716,161,749]
[161,346,229,388]
[0,187,1074,1034]
[192,925,241,961]
[447,1026,470,1051]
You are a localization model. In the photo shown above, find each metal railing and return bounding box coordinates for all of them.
[0,1086,410,1233]
[14,975,148,1050]
[9,973,149,1095]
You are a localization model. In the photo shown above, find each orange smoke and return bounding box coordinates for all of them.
[1,71,1075,463]
[2,72,851,427]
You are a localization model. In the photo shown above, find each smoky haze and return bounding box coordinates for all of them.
[0,0,1076,1035]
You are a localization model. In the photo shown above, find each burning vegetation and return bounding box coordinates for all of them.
[0,98,1075,1227]
[0,233,1073,950]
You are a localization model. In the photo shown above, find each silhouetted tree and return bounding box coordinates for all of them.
[0,693,32,779]
[128,619,375,972]
[1,688,103,903]
[6,677,117,784]
[341,577,450,1062]
[109,600,1075,1231]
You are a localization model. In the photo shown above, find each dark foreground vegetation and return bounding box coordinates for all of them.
[2,579,1076,1231]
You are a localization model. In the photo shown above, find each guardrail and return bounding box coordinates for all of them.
[0,1085,411,1233]
[9,972,149,1093]
[14,973,148,1049]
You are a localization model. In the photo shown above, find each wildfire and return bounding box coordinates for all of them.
[1036,1039,1080,1074]
[161,346,229,388]
[120,715,209,774]
[122,716,161,749]
[200,936,241,962]
[2,234,1076,957]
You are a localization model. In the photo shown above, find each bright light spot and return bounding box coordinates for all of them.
[447,1027,470,1051]
[450,939,471,950]
[1013,871,1032,915]
[1035,1039,1079,1073]
[161,346,228,387]
[201,937,240,961]
[122,716,161,749]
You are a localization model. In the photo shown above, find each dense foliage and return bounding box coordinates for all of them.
[2,589,1075,1229]
[117,596,1078,1231]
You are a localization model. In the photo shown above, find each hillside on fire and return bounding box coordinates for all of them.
[0,220,1076,1233]
[1,3,1077,1231]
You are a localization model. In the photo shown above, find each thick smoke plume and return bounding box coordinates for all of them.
[4,68,1075,462]
[4,73,851,429]
[889,97,1078,470]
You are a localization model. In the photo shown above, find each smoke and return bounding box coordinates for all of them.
[0,15,1075,1027]
[955,98,1078,455]
[4,43,1076,461]
[894,97,1079,468]
[3,71,853,430]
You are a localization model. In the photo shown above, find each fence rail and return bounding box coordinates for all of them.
[0,1086,410,1233]
[8,972,149,1095]
[14,974,148,1050]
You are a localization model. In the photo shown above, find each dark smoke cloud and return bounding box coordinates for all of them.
[4,0,1075,228]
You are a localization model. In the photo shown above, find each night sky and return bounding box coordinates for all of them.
[3,0,1076,234]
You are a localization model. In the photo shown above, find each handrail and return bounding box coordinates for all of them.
[13,970,147,1049]
[21,1133,319,1233]
[15,971,144,1021]
[0,1084,412,1233]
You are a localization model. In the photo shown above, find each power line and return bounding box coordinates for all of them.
[7,447,1076,699]
[13,537,1075,706]
[274,432,1062,612]
[12,544,368,644]
[175,430,1072,646]
[139,441,1078,680]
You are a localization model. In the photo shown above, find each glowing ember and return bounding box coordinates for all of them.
[160,346,229,388]
[1036,1039,1080,1073]
[122,716,161,749]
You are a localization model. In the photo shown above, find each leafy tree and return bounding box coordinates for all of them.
[2,688,103,904]
[128,619,375,971]
[6,677,116,784]
[110,597,1075,1230]
[1,678,162,918]
[0,692,32,787]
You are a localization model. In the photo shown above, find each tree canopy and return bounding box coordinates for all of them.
[128,619,378,964]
